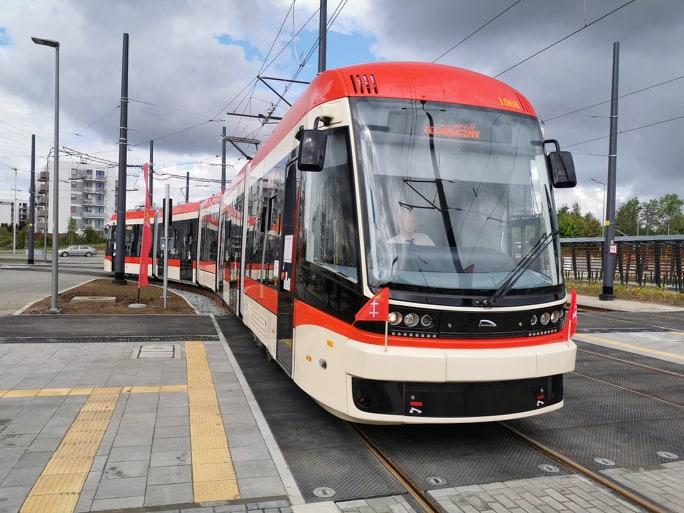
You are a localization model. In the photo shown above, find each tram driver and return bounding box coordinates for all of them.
[388,205,435,246]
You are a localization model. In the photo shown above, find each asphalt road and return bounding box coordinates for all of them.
[0,255,105,316]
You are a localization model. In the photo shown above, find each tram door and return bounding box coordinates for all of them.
[276,161,297,375]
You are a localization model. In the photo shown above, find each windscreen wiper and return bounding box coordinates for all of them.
[484,230,558,306]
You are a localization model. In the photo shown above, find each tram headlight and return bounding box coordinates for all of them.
[540,312,551,326]
[420,314,433,328]
[550,310,561,323]
[403,312,420,328]
[530,314,538,326]
[388,311,403,326]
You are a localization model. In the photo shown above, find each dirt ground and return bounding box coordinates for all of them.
[24,279,195,314]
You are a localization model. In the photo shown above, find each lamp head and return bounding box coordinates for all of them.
[31,37,60,48]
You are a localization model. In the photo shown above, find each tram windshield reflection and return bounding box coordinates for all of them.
[351,98,561,295]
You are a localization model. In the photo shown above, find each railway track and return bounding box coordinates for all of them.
[349,341,683,513]
[353,420,670,513]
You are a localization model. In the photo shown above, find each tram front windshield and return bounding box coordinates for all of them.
[351,98,560,295]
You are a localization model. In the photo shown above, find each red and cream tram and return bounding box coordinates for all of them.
[106,62,579,424]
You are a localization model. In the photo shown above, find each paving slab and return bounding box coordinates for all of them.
[0,338,292,512]
[0,315,217,343]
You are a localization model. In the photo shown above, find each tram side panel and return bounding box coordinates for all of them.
[221,193,245,312]
[197,200,220,291]
[240,156,287,355]
[156,209,199,284]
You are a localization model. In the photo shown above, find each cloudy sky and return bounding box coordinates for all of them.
[1,0,683,218]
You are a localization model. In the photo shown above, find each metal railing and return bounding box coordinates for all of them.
[560,235,684,292]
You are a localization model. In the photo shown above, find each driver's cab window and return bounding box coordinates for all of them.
[302,129,358,282]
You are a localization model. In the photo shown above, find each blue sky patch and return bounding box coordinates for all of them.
[217,34,261,61]
[0,27,11,46]
[291,29,377,76]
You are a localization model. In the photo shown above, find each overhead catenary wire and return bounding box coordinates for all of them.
[566,112,684,148]
[246,0,348,141]
[542,72,684,123]
[494,0,638,77]
[432,0,525,63]
[73,104,120,137]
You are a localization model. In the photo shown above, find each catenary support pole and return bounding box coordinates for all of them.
[28,134,35,264]
[149,139,154,206]
[317,0,327,73]
[113,33,129,284]
[12,167,17,255]
[221,126,226,192]
[600,42,620,301]
[185,172,189,203]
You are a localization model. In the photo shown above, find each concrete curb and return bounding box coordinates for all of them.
[12,277,98,315]
[210,314,306,506]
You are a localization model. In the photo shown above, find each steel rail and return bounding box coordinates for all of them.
[571,370,683,409]
[577,347,684,378]
[351,424,441,513]
[499,422,669,513]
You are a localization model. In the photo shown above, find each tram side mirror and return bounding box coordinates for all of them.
[297,129,327,172]
[544,139,577,188]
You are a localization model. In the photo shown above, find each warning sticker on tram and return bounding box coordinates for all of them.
[424,123,481,139]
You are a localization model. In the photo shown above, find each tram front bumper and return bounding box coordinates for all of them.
[343,339,576,423]
[345,339,576,383]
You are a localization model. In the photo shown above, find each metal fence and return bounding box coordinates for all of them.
[560,235,684,292]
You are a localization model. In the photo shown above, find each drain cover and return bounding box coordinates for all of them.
[594,457,615,466]
[656,451,678,459]
[132,344,180,359]
[312,487,336,498]
[426,475,447,486]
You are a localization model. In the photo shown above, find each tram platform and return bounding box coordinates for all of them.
[0,319,301,512]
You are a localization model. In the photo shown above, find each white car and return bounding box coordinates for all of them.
[60,245,97,257]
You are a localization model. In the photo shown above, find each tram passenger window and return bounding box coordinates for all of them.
[124,225,140,257]
[302,130,358,282]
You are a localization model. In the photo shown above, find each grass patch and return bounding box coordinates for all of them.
[566,280,684,306]
[24,278,195,314]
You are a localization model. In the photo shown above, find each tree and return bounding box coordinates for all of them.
[641,198,663,235]
[659,194,683,235]
[67,217,78,245]
[616,197,641,235]
[557,203,602,237]
[81,227,103,244]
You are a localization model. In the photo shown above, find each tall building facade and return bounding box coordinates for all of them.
[36,161,116,234]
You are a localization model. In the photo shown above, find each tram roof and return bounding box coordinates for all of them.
[248,62,537,170]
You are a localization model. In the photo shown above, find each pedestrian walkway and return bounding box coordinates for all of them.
[578,294,684,313]
[0,339,293,512]
[0,315,218,343]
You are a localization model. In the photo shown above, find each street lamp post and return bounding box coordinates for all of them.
[591,177,607,236]
[11,167,17,255]
[32,36,60,313]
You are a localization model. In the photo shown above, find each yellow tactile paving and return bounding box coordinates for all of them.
[42,458,93,476]
[37,388,72,397]
[30,473,88,495]
[3,389,40,398]
[160,384,188,393]
[21,493,79,513]
[186,341,239,501]
[1,384,188,400]
[193,480,239,503]
[19,387,121,513]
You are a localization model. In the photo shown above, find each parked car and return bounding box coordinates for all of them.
[60,245,97,257]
